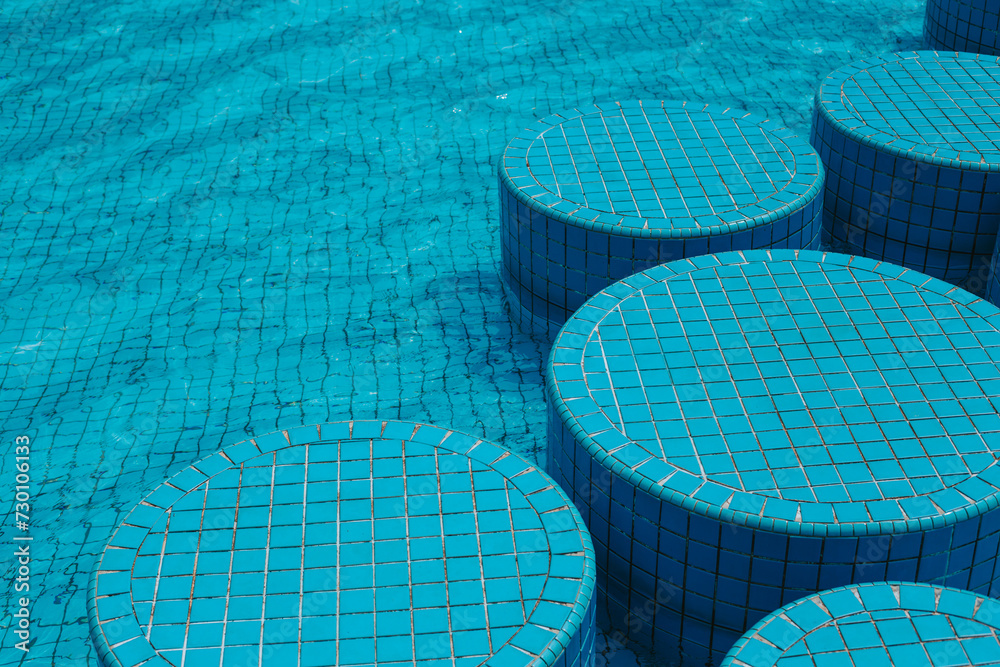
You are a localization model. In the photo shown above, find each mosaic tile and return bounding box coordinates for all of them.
[500,100,823,336]
[88,421,595,667]
[547,249,1000,664]
[0,0,929,666]
[722,582,1000,667]
[811,51,1000,294]
[925,0,1000,56]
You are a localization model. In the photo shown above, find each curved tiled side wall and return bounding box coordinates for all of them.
[548,412,1000,664]
[989,236,1000,306]
[499,181,821,337]
[925,0,1000,56]
[812,107,1000,295]
[552,598,595,667]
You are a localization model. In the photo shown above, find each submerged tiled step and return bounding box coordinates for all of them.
[499,100,823,336]
[546,249,1000,663]
[812,51,1000,293]
[722,581,1000,666]
[88,421,596,667]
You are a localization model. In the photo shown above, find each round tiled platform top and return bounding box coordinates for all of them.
[548,250,1000,536]
[817,51,1000,169]
[722,582,1000,667]
[89,421,594,667]
[500,100,823,237]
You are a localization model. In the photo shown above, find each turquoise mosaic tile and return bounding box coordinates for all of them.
[500,100,823,336]
[811,51,1000,293]
[88,421,595,667]
[0,1,931,666]
[925,0,1000,56]
[722,582,1000,667]
[547,249,1000,664]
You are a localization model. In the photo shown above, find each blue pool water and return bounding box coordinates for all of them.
[0,0,924,664]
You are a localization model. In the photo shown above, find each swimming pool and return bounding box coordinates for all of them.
[0,0,925,664]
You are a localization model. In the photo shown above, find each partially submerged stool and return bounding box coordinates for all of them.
[722,582,1000,666]
[89,421,595,667]
[547,249,1000,663]
[500,100,823,336]
[925,0,1000,56]
[812,51,1000,294]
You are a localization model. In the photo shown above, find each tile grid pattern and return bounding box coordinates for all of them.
[500,100,823,336]
[0,1,931,666]
[722,582,1000,667]
[88,421,596,667]
[546,249,1000,664]
[925,0,1000,56]
[811,51,1000,294]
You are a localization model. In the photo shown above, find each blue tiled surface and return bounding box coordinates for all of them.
[500,101,823,336]
[88,422,596,667]
[722,581,1000,667]
[811,51,1000,294]
[925,0,1000,56]
[0,0,930,665]
[547,249,1000,664]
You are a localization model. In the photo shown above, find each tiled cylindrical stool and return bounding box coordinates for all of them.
[925,0,1000,56]
[547,249,1000,663]
[500,100,824,336]
[812,51,1000,295]
[722,582,1000,666]
[89,421,596,667]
